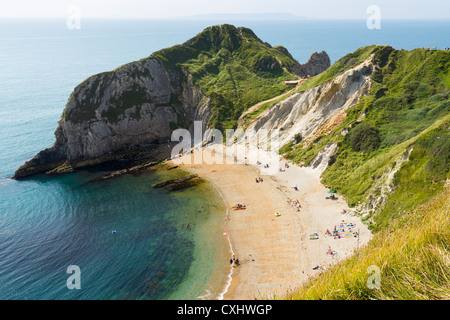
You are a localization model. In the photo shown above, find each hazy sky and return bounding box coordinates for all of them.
[0,0,449,20]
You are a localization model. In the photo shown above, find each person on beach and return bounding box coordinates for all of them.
[230,255,240,267]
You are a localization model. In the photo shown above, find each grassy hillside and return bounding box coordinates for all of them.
[280,46,450,300]
[283,47,450,231]
[151,24,298,130]
[285,183,449,300]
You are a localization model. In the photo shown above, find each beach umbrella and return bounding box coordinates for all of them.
[327,190,335,194]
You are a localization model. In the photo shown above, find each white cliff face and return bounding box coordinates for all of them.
[308,142,339,175]
[242,59,374,153]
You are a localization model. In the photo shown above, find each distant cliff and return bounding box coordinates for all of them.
[290,51,331,77]
[14,24,330,178]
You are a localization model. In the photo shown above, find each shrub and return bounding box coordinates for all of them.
[294,133,303,144]
[346,122,381,152]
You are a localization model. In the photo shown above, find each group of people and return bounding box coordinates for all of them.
[279,163,289,172]
[230,254,240,267]
[255,177,264,183]
[326,220,358,239]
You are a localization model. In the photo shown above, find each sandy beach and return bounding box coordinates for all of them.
[170,146,372,300]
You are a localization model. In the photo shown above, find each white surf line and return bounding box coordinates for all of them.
[215,185,234,301]
[216,234,235,300]
[196,180,234,300]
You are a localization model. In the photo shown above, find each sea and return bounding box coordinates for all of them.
[0,18,449,300]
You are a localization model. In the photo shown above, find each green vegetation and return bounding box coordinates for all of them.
[281,47,450,300]
[346,122,381,152]
[240,88,299,130]
[284,47,450,232]
[151,24,298,130]
[46,161,74,175]
[286,184,450,300]
[297,45,381,92]
[375,125,450,230]
[65,25,299,126]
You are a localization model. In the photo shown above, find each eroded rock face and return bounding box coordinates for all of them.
[14,58,211,178]
[291,51,331,77]
[243,59,374,153]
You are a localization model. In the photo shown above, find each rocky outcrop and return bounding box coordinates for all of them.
[14,57,211,178]
[241,58,374,150]
[291,51,331,77]
[355,145,414,220]
[82,161,159,185]
[309,142,339,174]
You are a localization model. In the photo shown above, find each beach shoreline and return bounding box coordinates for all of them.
[170,147,372,300]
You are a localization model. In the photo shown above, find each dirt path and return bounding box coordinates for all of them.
[237,80,304,128]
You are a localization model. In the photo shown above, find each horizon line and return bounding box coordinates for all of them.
[1,17,449,21]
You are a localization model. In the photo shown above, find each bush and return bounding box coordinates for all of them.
[346,122,381,152]
[294,133,303,144]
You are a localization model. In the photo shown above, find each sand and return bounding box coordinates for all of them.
[169,146,372,300]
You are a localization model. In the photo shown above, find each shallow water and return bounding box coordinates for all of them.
[0,168,228,300]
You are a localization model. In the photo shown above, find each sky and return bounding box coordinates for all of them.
[0,0,449,20]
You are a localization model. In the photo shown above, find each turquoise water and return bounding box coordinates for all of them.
[1,19,449,300]
[0,169,229,300]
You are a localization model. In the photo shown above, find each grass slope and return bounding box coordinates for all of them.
[283,47,450,231]
[280,46,450,300]
[286,183,449,300]
[151,24,298,130]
